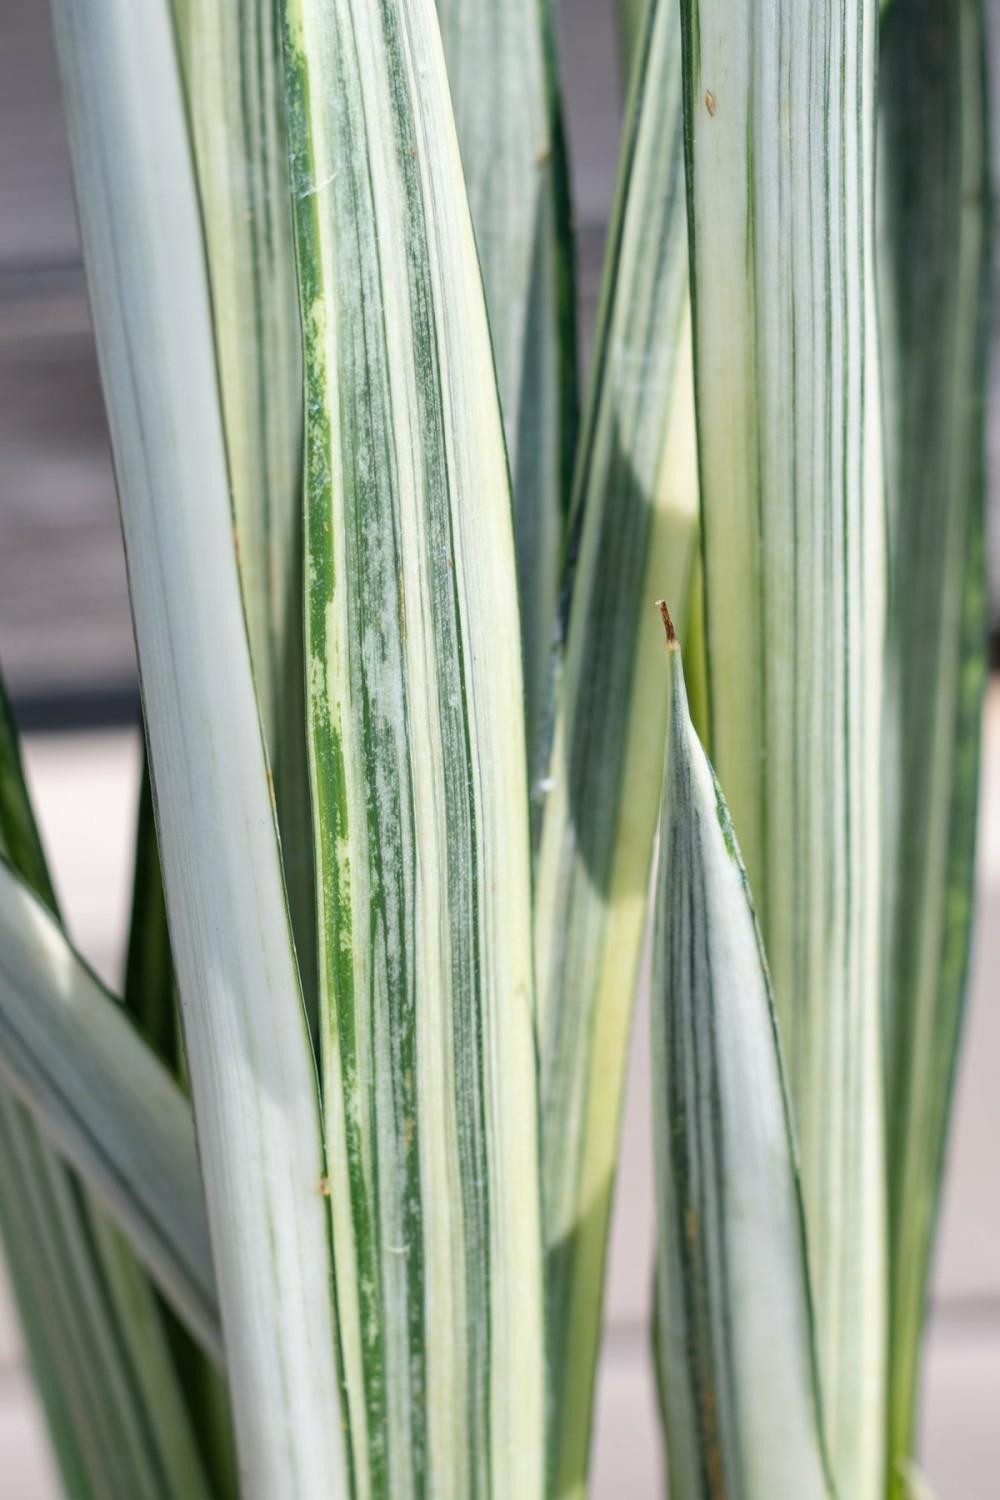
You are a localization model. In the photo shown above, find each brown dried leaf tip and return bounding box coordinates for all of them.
[656,599,678,649]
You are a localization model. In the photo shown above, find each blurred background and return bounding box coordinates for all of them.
[0,1,997,1494]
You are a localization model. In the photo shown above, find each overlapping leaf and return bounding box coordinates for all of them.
[533,1,699,1486]
[50,0,347,1490]
[0,678,211,1498]
[173,0,316,1017]
[436,0,577,765]
[0,858,217,1352]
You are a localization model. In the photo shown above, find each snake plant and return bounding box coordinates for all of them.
[0,0,988,1495]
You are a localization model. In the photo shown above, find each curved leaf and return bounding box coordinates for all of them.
[0,681,211,1498]
[0,858,218,1355]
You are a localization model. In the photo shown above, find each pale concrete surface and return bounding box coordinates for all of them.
[0,694,995,1496]
[0,1374,60,1500]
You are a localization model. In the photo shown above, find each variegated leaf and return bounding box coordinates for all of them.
[174,0,317,1017]
[0,681,211,1498]
[282,0,545,1494]
[533,1,699,1487]
[50,0,347,1490]
[652,608,834,1500]
[0,858,218,1354]
[436,0,578,765]
[679,0,887,1492]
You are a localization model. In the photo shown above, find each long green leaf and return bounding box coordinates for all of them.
[282,1,545,1494]
[50,0,347,1490]
[618,0,648,82]
[0,1107,213,1500]
[0,680,212,1496]
[679,0,887,1493]
[651,608,833,1500]
[0,1125,102,1494]
[173,0,317,1019]
[533,1,699,1487]
[122,751,239,1499]
[435,0,578,764]
[878,0,991,1484]
[174,0,301,740]
[124,754,180,1069]
[0,857,218,1353]
[137,6,306,1469]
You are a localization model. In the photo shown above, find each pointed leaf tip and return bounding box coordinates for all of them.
[656,599,678,648]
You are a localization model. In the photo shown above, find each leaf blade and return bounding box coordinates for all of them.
[533,1,699,1484]
[175,0,318,1022]
[282,1,546,1494]
[123,753,179,1068]
[679,0,888,1491]
[0,857,218,1354]
[618,0,648,82]
[435,0,578,764]
[0,686,212,1499]
[878,0,991,1479]
[50,0,348,1489]
[652,625,834,1500]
